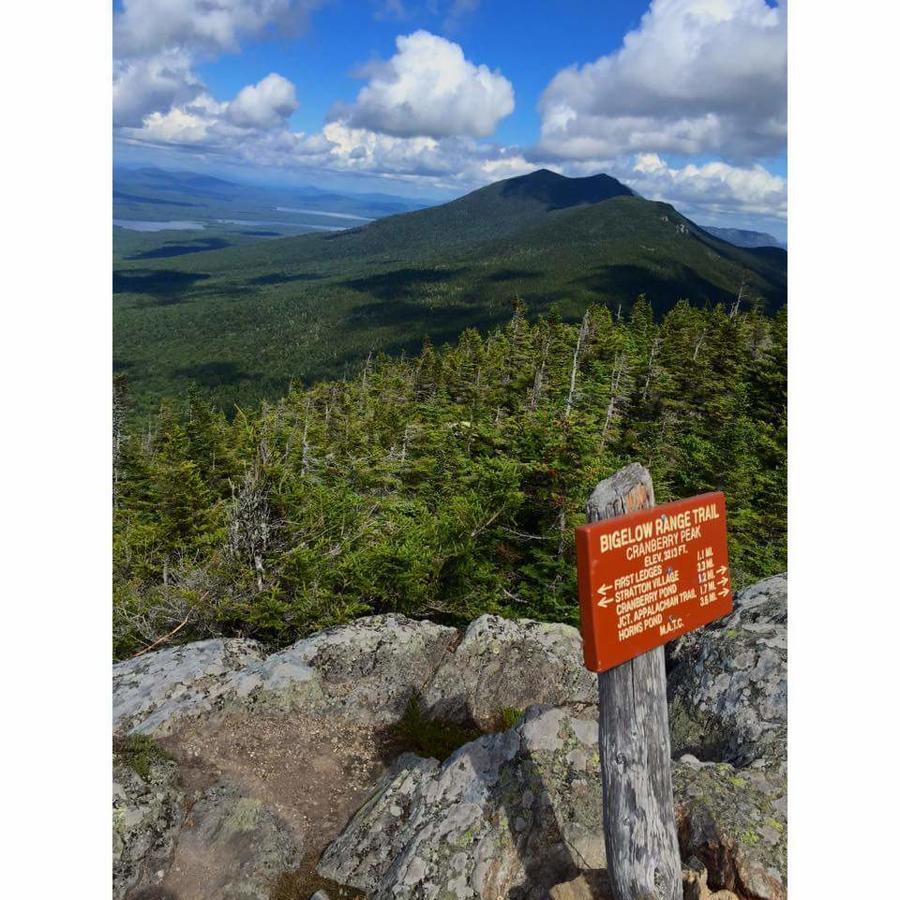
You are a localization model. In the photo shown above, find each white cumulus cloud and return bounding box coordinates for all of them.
[113,2,786,230]
[334,30,514,139]
[626,152,786,222]
[227,73,299,129]
[113,49,203,127]
[114,0,320,59]
[538,0,786,163]
[320,121,532,184]
[113,1,320,127]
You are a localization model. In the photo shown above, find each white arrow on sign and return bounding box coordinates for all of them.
[717,577,729,588]
[719,587,730,597]
[717,565,728,575]
[596,583,615,608]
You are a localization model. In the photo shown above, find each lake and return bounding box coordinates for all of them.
[114,220,205,232]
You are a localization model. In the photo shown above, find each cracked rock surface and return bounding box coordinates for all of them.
[113,752,183,900]
[318,708,786,900]
[318,706,604,900]
[667,575,787,769]
[421,615,598,727]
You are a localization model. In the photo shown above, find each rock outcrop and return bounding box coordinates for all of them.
[113,746,183,899]
[667,575,787,769]
[229,614,458,724]
[114,616,459,738]
[112,574,787,900]
[319,706,604,900]
[317,707,786,900]
[113,638,265,735]
[674,757,786,900]
[152,784,299,900]
[421,616,597,727]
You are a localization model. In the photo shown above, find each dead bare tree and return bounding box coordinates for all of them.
[360,349,374,396]
[399,423,412,465]
[300,396,313,476]
[113,376,128,502]
[730,274,748,318]
[600,352,629,454]
[692,328,707,362]
[530,329,551,410]
[564,310,591,419]
[228,445,277,592]
[641,336,661,402]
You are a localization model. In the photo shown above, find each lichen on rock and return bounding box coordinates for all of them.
[667,574,787,769]
[318,706,787,900]
[112,743,183,899]
[674,757,786,900]
[318,706,606,899]
[421,615,597,728]
[113,638,265,736]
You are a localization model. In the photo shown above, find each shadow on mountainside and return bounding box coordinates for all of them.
[171,360,256,389]
[342,267,469,301]
[113,269,211,303]
[126,238,233,260]
[572,263,733,312]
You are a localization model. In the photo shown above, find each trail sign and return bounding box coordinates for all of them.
[576,490,732,672]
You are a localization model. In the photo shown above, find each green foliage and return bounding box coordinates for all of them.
[390,696,484,762]
[113,733,173,781]
[269,869,363,900]
[497,707,525,731]
[113,302,786,658]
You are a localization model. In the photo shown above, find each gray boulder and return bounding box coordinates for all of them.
[421,616,597,728]
[318,708,786,900]
[675,756,786,900]
[145,783,299,900]
[667,575,787,769]
[113,638,264,736]
[231,613,458,724]
[318,705,604,900]
[112,747,183,899]
[113,615,458,737]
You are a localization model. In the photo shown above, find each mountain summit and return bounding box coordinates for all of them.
[308,168,640,255]
[494,168,635,210]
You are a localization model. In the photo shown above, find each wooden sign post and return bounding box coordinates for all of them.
[578,464,734,900]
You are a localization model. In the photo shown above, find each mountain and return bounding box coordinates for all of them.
[701,225,785,249]
[113,166,432,266]
[321,168,635,251]
[113,166,426,238]
[114,169,787,415]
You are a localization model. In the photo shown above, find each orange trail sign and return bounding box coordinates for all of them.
[575,491,733,672]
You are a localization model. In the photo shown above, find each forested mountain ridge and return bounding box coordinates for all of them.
[114,299,786,659]
[700,225,786,249]
[114,170,787,417]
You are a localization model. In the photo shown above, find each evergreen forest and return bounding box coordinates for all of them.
[113,297,786,659]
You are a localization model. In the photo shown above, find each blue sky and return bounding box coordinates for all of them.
[113,1,787,237]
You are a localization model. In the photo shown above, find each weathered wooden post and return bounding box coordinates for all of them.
[585,463,683,900]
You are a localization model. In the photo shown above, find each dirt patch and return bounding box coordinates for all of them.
[270,866,364,899]
[145,709,391,899]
